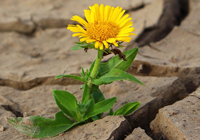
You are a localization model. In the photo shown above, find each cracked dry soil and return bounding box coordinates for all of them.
[0,0,200,140]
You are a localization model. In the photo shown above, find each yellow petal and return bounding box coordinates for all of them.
[103,41,109,49]
[106,38,116,43]
[104,5,111,21]
[72,33,86,37]
[120,21,133,29]
[119,27,135,34]
[119,17,132,28]
[90,5,96,23]
[86,39,95,43]
[116,37,132,42]
[84,10,92,23]
[95,41,100,48]
[130,33,136,35]
[89,6,93,10]
[106,38,117,46]
[67,24,75,28]
[115,10,126,23]
[113,41,118,46]
[71,15,88,27]
[118,14,130,25]
[80,37,88,42]
[110,6,120,22]
[94,4,100,21]
[80,37,95,43]
[67,25,82,32]
[117,34,131,37]
[76,25,87,33]
[107,7,115,21]
[100,4,104,21]
[114,7,123,22]
[99,42,104,50]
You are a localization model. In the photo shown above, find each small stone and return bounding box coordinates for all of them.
[23,112,29,118]
[0,126,5,131]
[125,127,153,140]
[137,64,143,73]
[31,52,41,58]
[58,132,65,136]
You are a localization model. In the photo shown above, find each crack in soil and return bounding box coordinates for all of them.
[127,60,200,77]
[1,61,200,90]
[132,0,189,47]
[125,3,145,13]
[1,105,23,117]
[0,75,83,90]
[108,75,199,140]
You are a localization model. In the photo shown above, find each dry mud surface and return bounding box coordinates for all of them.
[0,0,200,140]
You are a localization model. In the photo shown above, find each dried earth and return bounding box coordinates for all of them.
[0,0,200,140]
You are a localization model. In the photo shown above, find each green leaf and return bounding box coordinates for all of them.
[77,99,92,115]
[53,90,77,111]
[71,44,84,50]
[108,108,114,115]
[71,41,87,50]
[114,102,140,116]
[75,41,87,44]
[71,41,95,50]
[82,97,101,120]
[85,98,95,115]
[80,84,85,90]
[53,94,77,120]
[83,97,116,120]
[90,85,105,119]
[118,44,126,48]
[53,90,81,121]
[91,84,105,103]
[55,74,86,83]
[91,115,100,121]
[54,111,74,124]
[89,60,96,74]
[80,67,85,78]
[85,99,92,107]
[92,68,144,86]
[84,42,95,49]
[7,111,78,138]
[81,84,90,104]
[99,48,138,76]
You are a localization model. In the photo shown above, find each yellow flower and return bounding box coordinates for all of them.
[67,4,136,50]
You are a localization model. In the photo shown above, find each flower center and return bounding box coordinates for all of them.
[86,21,120,41]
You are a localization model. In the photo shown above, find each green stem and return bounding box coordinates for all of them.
[88,49,103,88]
